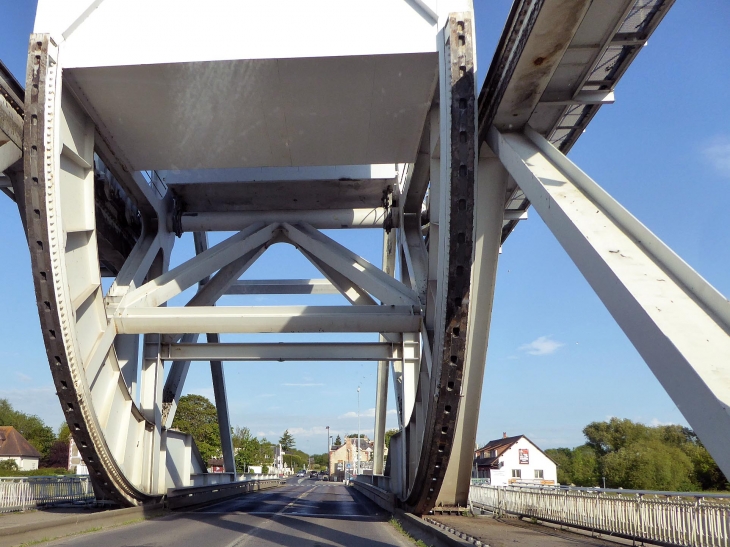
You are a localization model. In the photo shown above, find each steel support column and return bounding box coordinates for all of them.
[488,125,730,481]
[374,229,396,475]
[436,153,508,506]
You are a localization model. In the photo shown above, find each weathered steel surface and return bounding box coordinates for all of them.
[405,13,476,515]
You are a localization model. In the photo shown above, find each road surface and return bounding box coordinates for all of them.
[45,478,412,547]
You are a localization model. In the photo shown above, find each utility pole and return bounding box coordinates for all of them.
[326,425,330,476]
[357,386,360,477]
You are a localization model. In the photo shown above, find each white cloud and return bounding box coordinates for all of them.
[518,335,564,356]
[287,426,329,438]
[703,136,730,177]
[15,373,32,383]
[338,407,377,419]
[282,383,324,387]
[650,418,676,427]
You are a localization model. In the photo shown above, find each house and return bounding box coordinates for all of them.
[207,458,225,473]
[0,426,41,471]
[67,436,89,474]
[329,437,370,476]
[474,433,557,486]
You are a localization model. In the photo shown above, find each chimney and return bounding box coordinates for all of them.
[503,432,507,439]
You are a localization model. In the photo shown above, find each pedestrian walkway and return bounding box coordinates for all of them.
[0,504,105,531]
[429,515,640,547]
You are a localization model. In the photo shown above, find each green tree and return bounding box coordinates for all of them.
[603,439,697,491]
[346,433,367,438]
[57,422,71,443]
[311,453,328,468]
[171,394,221,463]
[584,418,650,456]
[555,418,727,492]
[384,429,399,449]
[545,447,573,485]
[334,435,342,445]
[571,445,601,487]
[279,430,296,451]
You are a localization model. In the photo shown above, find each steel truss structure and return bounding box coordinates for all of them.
[2,0,730,515]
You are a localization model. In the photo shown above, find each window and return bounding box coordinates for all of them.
[490,449,497,458]
[511,469,521,478]
[534,469,544,479]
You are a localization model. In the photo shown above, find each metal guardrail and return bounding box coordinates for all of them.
[167,476,284,510]
[0,476,95,513]
[469,484,730,547]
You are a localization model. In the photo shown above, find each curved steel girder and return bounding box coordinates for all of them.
[391,13,478,514]
[23,35,158,506]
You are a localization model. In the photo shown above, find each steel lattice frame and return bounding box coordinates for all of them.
[9,0,730,518]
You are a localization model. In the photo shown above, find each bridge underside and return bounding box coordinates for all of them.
[3,0,730,515]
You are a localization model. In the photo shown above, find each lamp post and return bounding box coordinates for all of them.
[357,386,360,477]
[326,425,330,476]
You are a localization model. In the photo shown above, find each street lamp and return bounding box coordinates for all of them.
[357,386,360,477]
[326,425,330,476]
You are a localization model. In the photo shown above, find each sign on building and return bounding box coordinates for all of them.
[518,448,529,464]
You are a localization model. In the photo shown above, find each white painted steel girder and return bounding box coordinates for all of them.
[113,306,422,335]
[177,208,393,232]
[488,125,730,480]
[435,154,507,507]
[160,342,402,362]
[225,279,338,295]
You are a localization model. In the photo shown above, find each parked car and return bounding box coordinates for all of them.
[310,471,318,478]
[296,471,305,477]
[321,474,329,481]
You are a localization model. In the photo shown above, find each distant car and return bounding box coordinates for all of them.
[321,475,329,481]
[296,472,305,477]
[310,471,318,478]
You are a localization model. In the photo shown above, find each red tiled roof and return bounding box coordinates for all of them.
[0,426,42,458]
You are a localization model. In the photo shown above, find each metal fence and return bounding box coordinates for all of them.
[0,476,95,513]
[469,484,730,547]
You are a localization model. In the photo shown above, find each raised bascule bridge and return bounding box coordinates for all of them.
[1,0,728,523]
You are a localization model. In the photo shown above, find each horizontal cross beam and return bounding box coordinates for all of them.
[160,342,402,362]
[114,305,421,334]
[177,208,393,232]
[225,279,338,295]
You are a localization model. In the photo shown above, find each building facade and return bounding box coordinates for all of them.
[329,437,370,476]
[474,434,557,486]
[68,436,89,474]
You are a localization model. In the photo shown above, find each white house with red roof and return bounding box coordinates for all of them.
[474,433,557,486]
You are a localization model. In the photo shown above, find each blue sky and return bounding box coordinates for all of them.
[0,1,729,455]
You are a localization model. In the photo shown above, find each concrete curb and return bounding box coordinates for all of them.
[395,511,483,547]
[420,515,492,547]
[0,503,166,547]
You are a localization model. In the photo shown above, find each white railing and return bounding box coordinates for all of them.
[469,485,730,547]
[0,476,95,513]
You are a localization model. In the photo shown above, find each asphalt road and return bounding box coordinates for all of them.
[45,478,413,547]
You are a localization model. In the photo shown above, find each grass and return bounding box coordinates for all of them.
[13,511,165,547]
[17,526,103,547]
[389,517,431,547]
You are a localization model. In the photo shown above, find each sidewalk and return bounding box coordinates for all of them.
[0,504,107,531]
[429,515,637,547]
